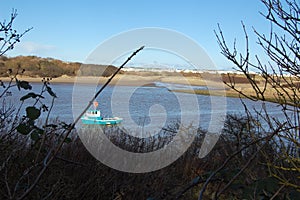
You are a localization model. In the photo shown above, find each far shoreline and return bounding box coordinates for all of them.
[0,74,210,87]
[0,73,286,102]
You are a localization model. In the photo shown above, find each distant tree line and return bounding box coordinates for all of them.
[0,55,119,77]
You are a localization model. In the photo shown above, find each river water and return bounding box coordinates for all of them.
[1,82,285,133]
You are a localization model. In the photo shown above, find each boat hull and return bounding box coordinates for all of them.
[81,117,123,125]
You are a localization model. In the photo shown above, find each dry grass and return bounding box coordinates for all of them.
[1,116,297,199]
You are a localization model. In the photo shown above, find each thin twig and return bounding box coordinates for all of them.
[270,184,286,200]
[35,96,56,163]
[198,124,284,200]
[16,46,144,200]
[55,155,88,167]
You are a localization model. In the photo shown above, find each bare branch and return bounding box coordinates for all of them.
[0,9,32,56]
[15,46,144,200]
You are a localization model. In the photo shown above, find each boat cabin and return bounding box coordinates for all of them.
[84,110,101,118]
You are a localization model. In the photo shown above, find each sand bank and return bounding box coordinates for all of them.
[0,74,211,87]
[0,73,290,102]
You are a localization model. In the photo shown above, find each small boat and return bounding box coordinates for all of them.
[81,101,123,125]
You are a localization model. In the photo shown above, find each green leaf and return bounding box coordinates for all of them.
[30,131,40,141]
[26,106,41,120]
[20,94,31,101]
[19,81,32,90]
[16,123,31,135]
[20,92,44,101]
[27,119,35,126]
[46,85,57,98]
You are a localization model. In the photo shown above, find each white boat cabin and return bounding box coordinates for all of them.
[85,110,101,118]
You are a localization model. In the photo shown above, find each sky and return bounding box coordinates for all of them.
[0,0,272,70]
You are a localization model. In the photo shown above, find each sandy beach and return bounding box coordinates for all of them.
[0,73,210,86]
[0,72,295,102]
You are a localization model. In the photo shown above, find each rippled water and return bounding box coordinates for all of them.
[1,82,285,132]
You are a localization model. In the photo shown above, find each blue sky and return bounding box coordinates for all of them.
[0,0,271,70]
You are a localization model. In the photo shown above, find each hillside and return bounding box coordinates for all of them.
[0,55,119,78]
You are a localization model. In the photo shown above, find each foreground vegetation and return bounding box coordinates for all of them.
[1,111,299,199]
